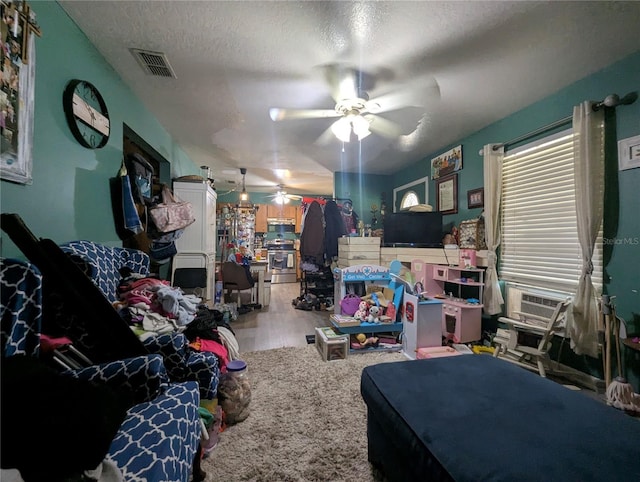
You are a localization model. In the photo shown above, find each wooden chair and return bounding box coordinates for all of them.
[493,298,572,377]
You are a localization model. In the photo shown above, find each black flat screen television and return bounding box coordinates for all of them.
[382,211,443,248]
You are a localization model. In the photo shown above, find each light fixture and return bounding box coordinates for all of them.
[274,192,290,204]
[351,114,372,140]
[331,114,371,142]
[239,167,249,202]
[331,117,351,143]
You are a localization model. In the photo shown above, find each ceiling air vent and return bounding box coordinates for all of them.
[129,48,177,78]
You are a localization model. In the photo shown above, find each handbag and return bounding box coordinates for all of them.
[149,240,177,263]
[149,185,196,233]
[340,293,362,316]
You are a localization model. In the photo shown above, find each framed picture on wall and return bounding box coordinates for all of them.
[431,145,462,179]
[0,2,39,185]
[618,134,640,171]
[467,187,484,209]
[435,173,458,215]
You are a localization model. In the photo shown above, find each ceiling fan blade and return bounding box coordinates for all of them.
[314,123,339,146]
[323,64,360,103]
[365,77,440,114]
[364,114,405,138]
[269,108,340,121]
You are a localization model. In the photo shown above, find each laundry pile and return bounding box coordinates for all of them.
[117,275,201,335]
[114,273,242,375]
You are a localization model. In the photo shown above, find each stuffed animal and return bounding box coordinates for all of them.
[353,301,368,321]
[356,333,379,348]
[367,305,381,323]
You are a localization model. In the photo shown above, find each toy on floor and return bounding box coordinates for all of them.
[356,333,379,348]
[471,345,495,355]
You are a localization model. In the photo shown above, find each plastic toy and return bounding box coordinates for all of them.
[367,305,381,323]
[353,301,368,321]
[356,333,379,348]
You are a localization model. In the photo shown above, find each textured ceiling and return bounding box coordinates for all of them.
[59,1,640,195]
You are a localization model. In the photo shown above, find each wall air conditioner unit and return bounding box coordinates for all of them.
[505,283,572,330]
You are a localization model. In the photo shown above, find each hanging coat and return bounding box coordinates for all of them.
[300,200,325,266]
[324,200,347,260]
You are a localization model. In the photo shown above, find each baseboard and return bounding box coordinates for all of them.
[547,361,606,394]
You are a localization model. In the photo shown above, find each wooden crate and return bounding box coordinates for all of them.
[338,236,381,246]
[315,327,349,361]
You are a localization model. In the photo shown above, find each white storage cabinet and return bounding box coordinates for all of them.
[172,181,217,301]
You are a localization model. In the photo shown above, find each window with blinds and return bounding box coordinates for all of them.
[500,129,603,294]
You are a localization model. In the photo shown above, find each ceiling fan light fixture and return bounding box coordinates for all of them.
[352,114,371,140]
[331,117,352,143]
[331,114,370,142]
[274,192,290,204]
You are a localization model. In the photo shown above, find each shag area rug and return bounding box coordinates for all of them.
[202,345,405,482]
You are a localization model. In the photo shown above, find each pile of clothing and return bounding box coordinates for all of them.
[116,274,240,372]
[117,274,201,335]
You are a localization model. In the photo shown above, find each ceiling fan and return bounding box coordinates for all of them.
[268,64,440,145]
[267,185,303,204]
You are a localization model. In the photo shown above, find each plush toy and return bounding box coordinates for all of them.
[356,333,379,348]
[353,301,368,321]
[367,305,381,323]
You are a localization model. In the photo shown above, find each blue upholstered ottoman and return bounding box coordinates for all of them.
[360,355,640,482]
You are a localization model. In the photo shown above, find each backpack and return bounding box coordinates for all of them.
[125,153,155,204]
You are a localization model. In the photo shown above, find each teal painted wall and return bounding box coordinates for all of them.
[387,50,640,388]
[394,51,640,228]
[0,2,199,258]
[391,50,640,326]
[334,171,390,229]
[216,191,303,206]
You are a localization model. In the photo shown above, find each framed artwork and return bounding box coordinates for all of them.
[435,173,458,215]
[618,134,640,171]
[467,187,484,209]
[431,145,462,179]
[0,1,41,185]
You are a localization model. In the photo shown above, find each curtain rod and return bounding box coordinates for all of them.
[486,91,638,153]
[493,115,572,152]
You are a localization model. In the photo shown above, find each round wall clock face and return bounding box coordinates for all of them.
[63,79,110,149]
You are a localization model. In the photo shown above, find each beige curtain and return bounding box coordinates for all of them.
[568,101,604,358]
[482,144,504,315]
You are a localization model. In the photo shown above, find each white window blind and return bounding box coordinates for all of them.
[500,129,603,294]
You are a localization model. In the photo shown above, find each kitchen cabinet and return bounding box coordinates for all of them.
[267,204,297,220]
[172,181,217,301]
[295,205,303,233]
[255,203,268,233]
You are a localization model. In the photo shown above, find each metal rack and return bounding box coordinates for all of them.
[231,205,256,257]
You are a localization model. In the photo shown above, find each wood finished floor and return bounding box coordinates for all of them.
[231,282,332,353]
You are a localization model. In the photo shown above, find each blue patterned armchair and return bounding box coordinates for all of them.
[1,258,203,481]
[58,240,219,400]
